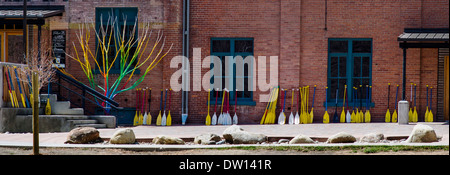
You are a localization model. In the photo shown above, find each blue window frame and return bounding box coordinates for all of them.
[210,38,255,106]
[95,7,138,74]
[327,38,373,107]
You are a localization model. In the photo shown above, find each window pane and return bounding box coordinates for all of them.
[212,40,230,52]
[244,77,251,98]
[235,40,253,53]
[352,40,371,53]
[339,56,347,77]
[244,63,249,77]
[353,57,361,77]
[330,57,338,77]
[329,40,348,53]
[362,57,370,77]
[329,79,338,100]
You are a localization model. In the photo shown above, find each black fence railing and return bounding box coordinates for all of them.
[50,69,121,115]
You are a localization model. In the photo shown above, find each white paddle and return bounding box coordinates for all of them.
[211,88,218,125]
[233,89,238,125]
[294,88,300,124]
[288,89,294,124]
[278,89,286,125]
[161,89,167,126]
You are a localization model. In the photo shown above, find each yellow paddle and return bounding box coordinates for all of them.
[408,83,413,122]
[351,87,356,123]
[266,87,279,124]
[206,89,211,125]
[385,83,391,123]
[156,89,163,126]
[429,87,434,122]
[167,89,172,126]
[310,85,316,124]
[413,84,418,122]
[425,85,429,122]
[133,88,139,126]
[340,85,347,123]
[147,88,152,125]
[323,86,330,123]
[392,85,399,123]
[364,86,371,123]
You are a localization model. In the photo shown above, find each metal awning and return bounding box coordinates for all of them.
[398,32,449,42]
[0,5,64,19]
[398,28,449,49]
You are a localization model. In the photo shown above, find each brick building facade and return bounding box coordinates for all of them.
[1,0,448,125]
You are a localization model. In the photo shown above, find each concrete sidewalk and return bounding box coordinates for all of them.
[0,122,448,149]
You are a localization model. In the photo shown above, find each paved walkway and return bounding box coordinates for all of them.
[0,122,448,149]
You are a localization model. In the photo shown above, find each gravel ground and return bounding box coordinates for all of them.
[1,145,448,155]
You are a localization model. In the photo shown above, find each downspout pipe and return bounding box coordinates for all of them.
[182,0,190,121]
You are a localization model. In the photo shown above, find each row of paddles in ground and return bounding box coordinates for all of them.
[259,83,435,125]
[205,88,238,125]
[133,88,173,126]
[260,85,373,125]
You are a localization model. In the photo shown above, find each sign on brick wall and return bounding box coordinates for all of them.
[52,30,66,68]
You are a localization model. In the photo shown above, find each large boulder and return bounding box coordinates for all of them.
[109,128,136,144]
[405,124,438,143]
[194,133,221,145]
[289,134,315,144]
[65,127,100,144]
[327,132,356,143]
[152,135,185,145]
[360,133,385,143]
[222,125,267,144]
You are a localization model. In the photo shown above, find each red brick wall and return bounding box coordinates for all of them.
[15,0,448,124]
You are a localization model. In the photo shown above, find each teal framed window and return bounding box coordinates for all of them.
[210,38,255,106]
[327,38,373,106]
[95,7,138,74]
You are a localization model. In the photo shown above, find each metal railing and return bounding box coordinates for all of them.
[51,69,121,115]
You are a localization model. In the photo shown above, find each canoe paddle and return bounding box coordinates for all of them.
[392,84,399,123]
[351,87,356,123]
[385,83,391,123]
[147,88,152,125]
[206,89,211,126]
[289,89,295,124]
[212,88,218,125]
[167,89,172,126]
[333,88,339,123]
[156,89,163,126]
[425,85,429,122]
[143,88,148,125]
[278,89,286,125]
[219,89,225,125]
[133,89,139,126]
[233,89,238,125]
[323,86,330,123]
[294,88,300,124]
[4,68,15,108]
[340,85,346,123]
[413,84,418,122]
[7,67,19,108]
[310,85,316,124]
[365,86,371,123]
[161,89,168,126]
[409,83,413,122]
[429,87,434,122]
[346,85,351,123]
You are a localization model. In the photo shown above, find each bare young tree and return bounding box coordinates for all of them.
[19,46,56,90]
